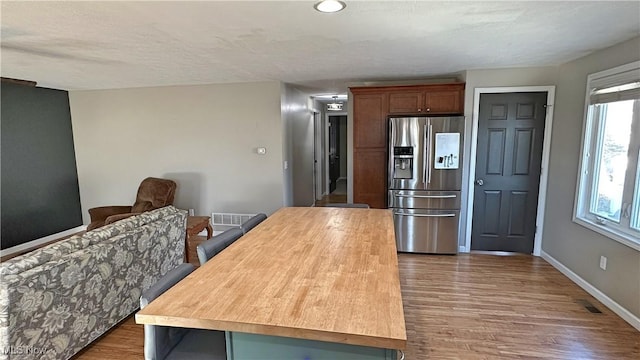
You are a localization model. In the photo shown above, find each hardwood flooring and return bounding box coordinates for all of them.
[73,253,639,359]
[399,253,639,359]
[72,317,143,359]
[314,192,347,206]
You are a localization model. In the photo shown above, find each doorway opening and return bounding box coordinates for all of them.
[315,112,348,206]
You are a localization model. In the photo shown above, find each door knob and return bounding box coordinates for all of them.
[475,179,484,186]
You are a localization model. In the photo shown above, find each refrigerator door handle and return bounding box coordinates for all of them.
[394,212,457,218]
[422,124,428,185]
[427,122,433,184]
[394,194,457,199]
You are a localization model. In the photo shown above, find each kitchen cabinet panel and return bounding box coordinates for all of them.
[353,92,388,148]
[424,89,463,114]
[353,148,387,209]
[389,92,423,114]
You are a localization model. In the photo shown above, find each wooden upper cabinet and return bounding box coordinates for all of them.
[352,91,388,148]
[387,83,464,115]
[388,92,423,114]
[424,89,463,114]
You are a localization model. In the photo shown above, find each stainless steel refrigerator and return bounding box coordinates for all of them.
[388,116,464,254]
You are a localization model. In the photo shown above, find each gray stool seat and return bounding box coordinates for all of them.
[197,227,243,265]
[240,213,267,234]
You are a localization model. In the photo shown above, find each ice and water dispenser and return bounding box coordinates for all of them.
[392,146,414,179]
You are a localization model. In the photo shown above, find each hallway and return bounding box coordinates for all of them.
[315,178,346,206]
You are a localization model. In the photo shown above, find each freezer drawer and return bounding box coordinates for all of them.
[388,190,461,209]
[393,209,459,254]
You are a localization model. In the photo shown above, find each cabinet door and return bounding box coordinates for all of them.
[353,93,388,148]
[388,91,423,114]
[424,89,463,114]
[354,148,387,209]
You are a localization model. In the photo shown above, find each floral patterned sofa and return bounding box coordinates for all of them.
[0,206,187,360]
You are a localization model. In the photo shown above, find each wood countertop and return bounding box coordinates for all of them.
[136,207,407,350]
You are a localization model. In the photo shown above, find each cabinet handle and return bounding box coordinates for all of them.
[395,194,456,199]
[394,212,456,217]
[418,108,422,112]
[426,108,431,112]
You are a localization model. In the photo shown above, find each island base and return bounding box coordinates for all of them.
[226,332,398,360]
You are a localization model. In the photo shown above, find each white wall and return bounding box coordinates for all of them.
[542,36,640,318]
[69,81,285,223]
[281,84,315,206]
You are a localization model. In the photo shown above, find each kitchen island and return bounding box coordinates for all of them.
[136,207,406,359]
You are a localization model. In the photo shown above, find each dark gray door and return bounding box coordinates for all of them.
[471,92,547,253]
[328,116,342,193]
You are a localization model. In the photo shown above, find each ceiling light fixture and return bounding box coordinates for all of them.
[314,0,346,13]
[327,96,344,111]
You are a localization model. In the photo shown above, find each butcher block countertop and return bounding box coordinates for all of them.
[136,207,407,350]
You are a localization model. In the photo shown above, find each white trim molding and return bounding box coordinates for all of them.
[465,86,556,256]
[541,250,640,331]
[0,225,87,258]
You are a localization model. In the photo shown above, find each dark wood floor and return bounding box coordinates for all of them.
[74,254,639,359]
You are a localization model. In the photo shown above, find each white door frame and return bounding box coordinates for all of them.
[313,112,323,201]
[464,86,556,256]
[325,111,347,195]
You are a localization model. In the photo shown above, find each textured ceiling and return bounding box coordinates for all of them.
[1,1,639,94]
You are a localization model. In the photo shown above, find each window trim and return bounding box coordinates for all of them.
[573,61,640,251]
[632,150,640,231]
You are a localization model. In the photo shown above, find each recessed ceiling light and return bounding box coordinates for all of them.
[314,0,346,13]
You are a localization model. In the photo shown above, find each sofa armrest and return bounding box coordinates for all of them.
[88,206,133,222]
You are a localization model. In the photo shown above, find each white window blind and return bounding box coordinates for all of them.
[590,68,640,104]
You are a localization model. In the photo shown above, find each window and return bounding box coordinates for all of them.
[574,61,640,250]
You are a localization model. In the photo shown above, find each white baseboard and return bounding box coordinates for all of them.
[1,225,88,258]
[540,250,640,331]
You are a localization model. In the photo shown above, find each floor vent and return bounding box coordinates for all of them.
[211,212,256,234]
[576,299,602,314]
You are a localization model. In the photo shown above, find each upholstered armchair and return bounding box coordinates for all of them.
[87,177,177,231]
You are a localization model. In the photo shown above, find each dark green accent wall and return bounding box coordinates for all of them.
[1,82,82,249]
